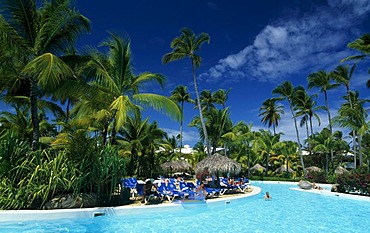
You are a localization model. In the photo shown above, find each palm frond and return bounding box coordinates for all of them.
[132,72,166,90]
[1,0,37,46]
[110,95,136,130]
[162,52,187,64]
[22,53,73,90]
[132,93,181,122]
[36,1,90,54]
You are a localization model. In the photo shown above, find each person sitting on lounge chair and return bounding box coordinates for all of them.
[195,182,207,200]
[142,180,161,203]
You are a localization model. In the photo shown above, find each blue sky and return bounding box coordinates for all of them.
[73,0,370,147]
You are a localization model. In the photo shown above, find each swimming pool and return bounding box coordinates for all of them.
[1,181,369,232]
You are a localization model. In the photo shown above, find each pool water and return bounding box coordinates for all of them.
[1,182,369,233]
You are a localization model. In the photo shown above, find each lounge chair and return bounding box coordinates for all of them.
[122,177,138,199]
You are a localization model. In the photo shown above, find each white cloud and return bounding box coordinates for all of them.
[200,0,370,84]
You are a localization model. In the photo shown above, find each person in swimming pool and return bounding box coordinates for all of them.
[264,191,272,199]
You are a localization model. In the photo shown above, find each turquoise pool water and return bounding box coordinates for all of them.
[1,182,370,232]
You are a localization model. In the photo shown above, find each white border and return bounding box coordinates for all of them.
[0,186,261,222]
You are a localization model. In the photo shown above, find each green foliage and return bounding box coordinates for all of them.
[306,171,327,183]
[0,130,127,210]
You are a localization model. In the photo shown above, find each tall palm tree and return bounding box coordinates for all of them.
[308,71,339,134]
[163,28,211,156]
[273,81,306,176]
[334,91,369,167]
[294,90,322,153]
[170,85,193,156]
[0,0,91,150]
[259,98,284,135]
[213,88,231,109]
[332,64,358,167]
[76,33,180,145]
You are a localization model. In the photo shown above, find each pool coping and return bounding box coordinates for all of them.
[0,186,261,222]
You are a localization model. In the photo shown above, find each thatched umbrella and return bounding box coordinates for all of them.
[161,160,192,172]
[275,165,294,173]
[195,153,241,176]
[250,163,266,172]
[335,166,348,175]
[305,166,323,173]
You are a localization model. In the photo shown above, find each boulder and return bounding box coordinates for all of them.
[298,180,313,189]
[43,193,97,210]
[331,184,339,192]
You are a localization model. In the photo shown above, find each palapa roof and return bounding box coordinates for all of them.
[161,160,192,171]
[195,153,241,175]
[250,163,266,172]
[305,166,323,173]
[335,166,349,175]
[275,165,294,173]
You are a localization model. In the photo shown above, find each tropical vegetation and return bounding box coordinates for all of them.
[1,0,370,211]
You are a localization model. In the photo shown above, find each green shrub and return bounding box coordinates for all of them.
[306,171,327,183]
[336,166,370,196]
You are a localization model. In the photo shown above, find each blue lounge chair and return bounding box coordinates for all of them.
[122,177,138,199]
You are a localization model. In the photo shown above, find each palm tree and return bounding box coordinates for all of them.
[259,98,284,135]
[308,128,333,174]
[118,111,166,176]
[332,64,358,167]
[334,91,369,167]
[254,129,281,176]
[163,28,211,156]
[170,85,194,156]
[213,88,231,109]
[308,71,339,134]
[76,33,180,145]
[294,90,322,156]
[230,122,255,177]
[190,107,232,154]
[0,0,90,150]
[342,34,370,88]
[273,141,298,177]
[199,90,215,111]
[273,81,306,176]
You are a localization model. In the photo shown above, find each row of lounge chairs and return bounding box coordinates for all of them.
[120,177,250,204]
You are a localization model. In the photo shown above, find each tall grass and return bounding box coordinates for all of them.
[0,132,127,210]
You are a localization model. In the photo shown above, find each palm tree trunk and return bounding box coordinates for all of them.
[346,86,358,169]
[102,122,109,146]
[358,134,363,166]
[309,116,314,155]
[30,79,40,151]
[265,152,270,176]
[290,102,306,177]
[66,99,71,122]
[352,131,357,168]
[111,120,117,145]
[192,61,211,156]
[325,152,329,175]
[324,91,333,133]
[179,101,184,156]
